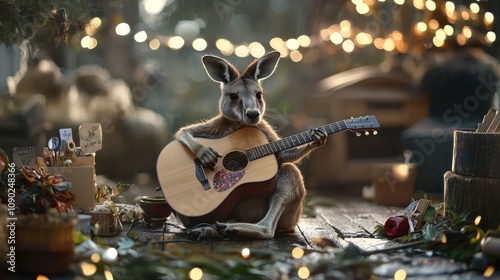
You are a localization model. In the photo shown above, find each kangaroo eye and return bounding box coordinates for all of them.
[229,93,238,100]
[256,92,263,99]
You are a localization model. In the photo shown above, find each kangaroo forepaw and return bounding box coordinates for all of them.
[194,146,221,170]
[309,128,328,148]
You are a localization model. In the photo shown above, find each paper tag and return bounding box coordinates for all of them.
[12,147,36,167]
[79,123,103,154]
[59,128,74,143]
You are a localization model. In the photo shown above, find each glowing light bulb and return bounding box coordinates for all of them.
[241,247,251,259]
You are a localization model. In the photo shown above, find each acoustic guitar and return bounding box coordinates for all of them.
[157,115,380,226]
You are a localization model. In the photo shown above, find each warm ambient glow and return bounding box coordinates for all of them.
[81,262,97,276]
[425,0,436,11]
[134,31,148,43]
[106,248,118,260]
[149,38,161,50]
[356,32,373,45]
[486,31,496,44]
[90,252,101,263]
[85,17,102,36]
[297,35,311,47]
[270,37,285,49]
[167,36,184,50]
[234,45,250,57]
[413,0,425,10]
[216,38,234,55]
[81,36,97,49]
[291,247,305,259]
[192,38,207,51]
[87,1,496,59]
[330,32,343,45]
[484,266,495,277]
[394,269,407,280]
[474,215,482,225]
[241,247,251,258]
[249,42,266,58]
[115,22,130,36]
[285,38,300,50]
[342,39,355,53]
[189,267,203,280]
[297,266,310,279]
[290,50,303,62]
[470,3,480,14]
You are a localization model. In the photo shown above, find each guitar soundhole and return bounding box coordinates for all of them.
[223,151,248,171]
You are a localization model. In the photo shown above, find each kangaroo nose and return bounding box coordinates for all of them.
[246,110,260,120]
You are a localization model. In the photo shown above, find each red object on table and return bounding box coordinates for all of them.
[384,216,410,238]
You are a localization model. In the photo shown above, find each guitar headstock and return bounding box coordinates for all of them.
[345,115,380,136]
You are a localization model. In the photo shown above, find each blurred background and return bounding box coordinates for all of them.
[1,0,499,197]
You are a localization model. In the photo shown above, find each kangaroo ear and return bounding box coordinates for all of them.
[202,55,239,84]
[243,51,281,81]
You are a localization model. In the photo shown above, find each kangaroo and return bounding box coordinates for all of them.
[175,51,327,239]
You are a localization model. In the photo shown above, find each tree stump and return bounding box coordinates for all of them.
[452,130,500,179]
[444,130,500,230]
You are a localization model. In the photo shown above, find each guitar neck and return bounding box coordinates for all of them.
[247,120,348,161]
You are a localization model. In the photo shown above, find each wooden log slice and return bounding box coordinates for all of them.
[452,130,500,179]
[444,171,500,230]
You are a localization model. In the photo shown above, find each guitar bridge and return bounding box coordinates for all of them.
[194,159,211,190]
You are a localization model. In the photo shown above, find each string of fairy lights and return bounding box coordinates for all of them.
[80,0,496,62]
[73,2,497,279]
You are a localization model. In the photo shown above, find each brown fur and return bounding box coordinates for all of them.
[175,52,327,238]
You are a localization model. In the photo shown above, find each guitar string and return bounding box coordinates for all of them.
[222,118,365,162]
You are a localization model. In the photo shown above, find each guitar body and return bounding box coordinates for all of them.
[157,127,279,226]
[157,115,380,227]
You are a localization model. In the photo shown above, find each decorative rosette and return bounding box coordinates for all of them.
[16,166,77,213]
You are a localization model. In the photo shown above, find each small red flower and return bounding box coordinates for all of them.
[384,215,410,238]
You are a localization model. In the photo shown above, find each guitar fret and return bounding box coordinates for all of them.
[265,144,271,155]
[254,149,260,159]
[273,142,279,153]
[300,132,311,144]
[341,120,348,130]
[260,146,266,157]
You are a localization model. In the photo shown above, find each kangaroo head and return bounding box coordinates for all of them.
[202,51,280,125]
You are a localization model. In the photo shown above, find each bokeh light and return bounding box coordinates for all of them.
[115,22,130,36]
[189,267,203,280]
[167,36,185,50]
[192,38,208,51]
[134,31,148,43]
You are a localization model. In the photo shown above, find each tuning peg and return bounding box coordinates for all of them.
[365,131,369,136]
[373,131,378,135]
[356,132,361,137]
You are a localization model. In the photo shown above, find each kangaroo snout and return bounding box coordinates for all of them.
[244,108,260,120]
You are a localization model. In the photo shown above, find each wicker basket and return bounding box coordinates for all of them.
[16,215,75,275]
[90,211,123,236]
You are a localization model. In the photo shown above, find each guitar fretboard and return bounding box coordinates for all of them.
[246,120,348,161]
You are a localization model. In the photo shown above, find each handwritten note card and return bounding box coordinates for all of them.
[13,147,36,167]
[79,123,102,154]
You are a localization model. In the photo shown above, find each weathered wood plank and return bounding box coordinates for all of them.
[313,196,395,251]
[100,194,406,253]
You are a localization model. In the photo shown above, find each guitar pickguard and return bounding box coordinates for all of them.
[213,169,246,192]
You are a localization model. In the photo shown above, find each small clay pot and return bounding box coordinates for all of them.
[136,196,172,225]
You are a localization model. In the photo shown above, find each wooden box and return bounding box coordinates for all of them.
[48,155,96,212]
